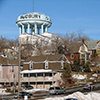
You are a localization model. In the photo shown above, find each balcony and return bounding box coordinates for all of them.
[21,76,53,82]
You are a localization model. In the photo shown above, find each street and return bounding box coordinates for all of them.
[0,82,100,100]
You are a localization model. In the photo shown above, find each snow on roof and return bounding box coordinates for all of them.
[20,69,52,74]
[72,74,87,80]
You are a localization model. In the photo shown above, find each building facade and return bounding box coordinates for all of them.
[0,54,69,89]
[66,42,89,63]
[20,54,69,89]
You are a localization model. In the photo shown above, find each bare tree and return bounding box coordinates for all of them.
[64,29,92,54]
[0,36,7,52]
[77,29,91,41]
[50,34,65,54]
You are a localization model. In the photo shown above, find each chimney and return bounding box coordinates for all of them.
[82,39,84,43]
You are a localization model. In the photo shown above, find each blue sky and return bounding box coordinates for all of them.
[0,0,100,40]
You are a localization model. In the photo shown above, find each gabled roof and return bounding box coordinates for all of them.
[68,43,82,53]
[22,54,70,70]
[25,54,68,62]
[85,40,99,50]
[0,52,14,60]
[0,56,18,65]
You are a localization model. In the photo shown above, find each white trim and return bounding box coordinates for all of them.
[44,60,48,69]
[29,61,33,69]
[61,60,64,69]
[71,54,74,59]
[21,69,52,74]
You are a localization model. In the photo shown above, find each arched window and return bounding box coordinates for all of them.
[71,54,74,59]
[45,60,48,69]
[61,60,64,69]
[29,61,33,69]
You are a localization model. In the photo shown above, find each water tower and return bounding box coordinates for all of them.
[16,12,52,35]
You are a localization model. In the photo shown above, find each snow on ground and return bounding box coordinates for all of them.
[0,88,100,100]
[26,89,100,100]
[0,89,11,95]
[72,74,87,80]
[44,91,100,100]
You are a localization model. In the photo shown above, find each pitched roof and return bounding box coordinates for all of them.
[68,43,82,53]
[22,54,69,70]
[0,56,18,65]
[85,40,99,50]
[25,54,65,62]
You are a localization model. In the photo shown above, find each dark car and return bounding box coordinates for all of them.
[49,86,66,94]
[14,91,32,99]
[22,85,33,90]
[83,83,95,90]
[65,98,78,100]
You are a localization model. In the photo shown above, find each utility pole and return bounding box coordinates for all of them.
[18,39,21,100]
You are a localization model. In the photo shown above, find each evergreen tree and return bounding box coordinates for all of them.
[72,56,80,72]
[61,63,72,86]
[84,62,91,72]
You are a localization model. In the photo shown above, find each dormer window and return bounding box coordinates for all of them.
[29,61,33,69]
[61,60,64,69]
[45,60,48,69]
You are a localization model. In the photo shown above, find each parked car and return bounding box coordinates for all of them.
[65,98,78,100]
[0,85,11,89]
[22,85,33,90]
[49,86,66,94]
[14,91,32,99]
[83,83,95,90]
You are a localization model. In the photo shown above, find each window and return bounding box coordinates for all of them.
[45,60,48,69]
[45,73,52,77]
[12,74,15,78]
[29,61,33,69]
[37,73,43,77]
[89,51,92,55]
[23,74,28,77]
[71,54,74,59]
[61,60,64,69]
[30,73,36,77]
[81,44,85,51]
[39,15,41,18]
[11,66,14,72]
[81,54,85,58]
[97,44,100,49]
